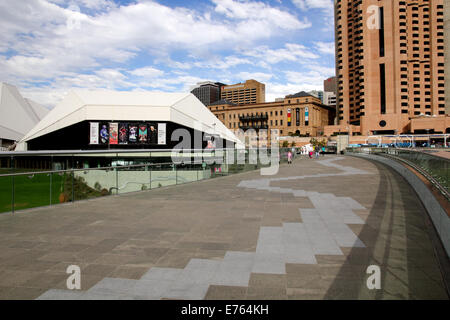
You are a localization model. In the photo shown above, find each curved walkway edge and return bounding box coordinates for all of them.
[349,153,450,296]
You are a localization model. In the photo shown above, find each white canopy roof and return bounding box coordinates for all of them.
[0,83,49,141]
[18,89,242,149]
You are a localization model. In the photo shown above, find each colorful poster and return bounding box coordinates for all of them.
[109,123,118,145]
[119,123,128,144]
[287,109,292,126]
[128,124,138,143]
[305,107,309,124]
[148,123,158,144]
[139,124,148,144]
[158,123,166,145]
[205,134,216,149]
[90,122,99,145]
[296,108,300,126]
[99,123,109,144]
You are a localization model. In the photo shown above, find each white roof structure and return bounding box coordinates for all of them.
[0,83,49,141]
[18,89,243,150]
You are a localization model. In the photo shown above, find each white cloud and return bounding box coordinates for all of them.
[0,1,311,81]
[292,0,334,31]
[243,43,319,65]
[128,66,164,78]
[213,0,311,30]
[237,72,273,82]
[314,41,335,55]
[0,0,333,108]
[265,66,335,102]
[292,0,332,10]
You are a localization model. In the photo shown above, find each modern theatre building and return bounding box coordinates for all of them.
[16,90,242,151]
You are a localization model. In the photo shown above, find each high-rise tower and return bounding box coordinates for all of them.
[335,0,446,135]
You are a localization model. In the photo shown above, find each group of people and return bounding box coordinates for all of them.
[286,145,325,164]
[307,146,325,159]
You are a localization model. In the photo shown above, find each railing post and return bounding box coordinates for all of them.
[49,172,52,206]
[71,170,74,203]
[11,156,14,214]
[115,167,118,195]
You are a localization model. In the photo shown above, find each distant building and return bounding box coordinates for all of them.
[307,90,324,103]
[324,77,337,95]
[191,82,226,106]
[208,91,335,146]
[323,91,336,107]
[221,80,265,105]
[0,83,49,149]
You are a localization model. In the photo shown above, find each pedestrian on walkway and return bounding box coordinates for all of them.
[287,150,293,164]
[321,146,326,157]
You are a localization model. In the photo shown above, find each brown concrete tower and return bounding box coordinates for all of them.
[445,0,450,115]
[335,0,446,135]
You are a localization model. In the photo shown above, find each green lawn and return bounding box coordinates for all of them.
[0,173,65,213]
[0,170,110,213]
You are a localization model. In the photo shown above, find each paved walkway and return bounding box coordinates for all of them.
[0,156,447,300]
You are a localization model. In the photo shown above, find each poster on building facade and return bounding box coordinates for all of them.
[296,108,300,126]
[148,123,158,144]
[99,123,109,144]
[305,107,309,124]
[128,124,138,144]
[138,124,148,144]
[109,123,118,145]
[90,122,99,145]
[205,133,214,149]
[158,123,166,145]
[119,123,128,144]
[287,109,292,126]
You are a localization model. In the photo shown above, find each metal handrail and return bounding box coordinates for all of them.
[0,162,177,178]
[0,148,237,157]
[346,147,449,200]
[0,159,225,178]
[381,152,450,201]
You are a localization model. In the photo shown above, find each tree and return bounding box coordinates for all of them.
[282,141,289,148]
[291,141,296,147]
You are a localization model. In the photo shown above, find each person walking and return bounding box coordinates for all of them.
[287,150,293,164]
[321,146,326,157]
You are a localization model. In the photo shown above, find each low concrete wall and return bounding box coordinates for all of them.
[351,153,450,257]
[75,169,212,194]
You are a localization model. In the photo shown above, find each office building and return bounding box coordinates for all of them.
[220,80,265,105]
[332,0,447,135]
[190,82,226,106]
[308,90,324,103]
[324,91,337,107]
[324,77,337,95]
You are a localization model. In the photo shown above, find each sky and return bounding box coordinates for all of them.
[0,0,336,108]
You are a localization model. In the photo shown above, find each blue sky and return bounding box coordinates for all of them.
[0,0,335,107]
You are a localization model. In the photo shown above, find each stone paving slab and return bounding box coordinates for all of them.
[0,156,448,300]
